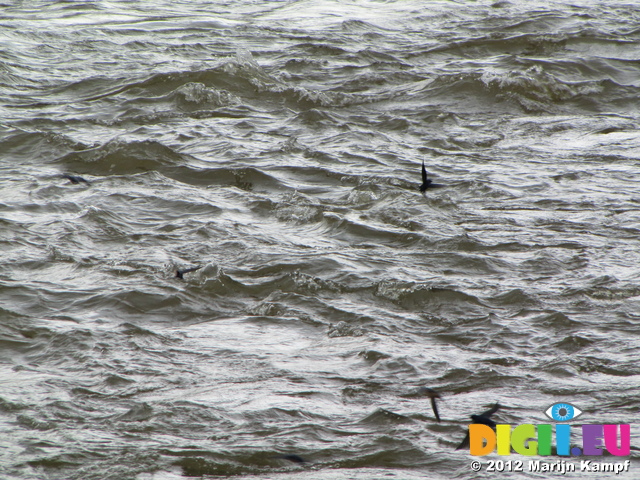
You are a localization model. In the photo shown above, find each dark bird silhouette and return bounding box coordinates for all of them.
[420,160,432,193]
[418,387,441,422]
[62,174,90,185]
[274,454,307,464]
[456,403,501,450]
[176,266,202,279]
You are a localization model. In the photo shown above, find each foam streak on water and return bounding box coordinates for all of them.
[1,1,639,479]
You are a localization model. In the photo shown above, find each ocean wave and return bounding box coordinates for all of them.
[57,139,187,174]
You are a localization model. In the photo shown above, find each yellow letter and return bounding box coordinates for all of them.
[496,424,511,455]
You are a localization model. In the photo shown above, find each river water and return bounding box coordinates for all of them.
[1,1,639,479]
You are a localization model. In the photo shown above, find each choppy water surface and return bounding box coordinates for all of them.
[1,1,640,479]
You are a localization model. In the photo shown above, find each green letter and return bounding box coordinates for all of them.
[512,424,537,455]
[537,424,552,455]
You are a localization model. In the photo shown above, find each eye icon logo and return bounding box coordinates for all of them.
[545,403,582,422]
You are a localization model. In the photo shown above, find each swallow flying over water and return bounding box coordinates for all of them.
[420,160,432,193]
[418,387,441,422]
[456,403,501,450]
[176,266,202,279]
[62,174,90,185]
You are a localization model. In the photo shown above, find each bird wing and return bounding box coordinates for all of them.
[481,403,500,418]
[176,266,202,278]
[430,396,441,422]
[421,160,428,184]
[456,431,470,450]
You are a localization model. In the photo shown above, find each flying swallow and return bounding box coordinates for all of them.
[176,266,202,279]
[62,174,90,185]
[420,160,432,193]
[418,387,441,422]
[456,403,501,450]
